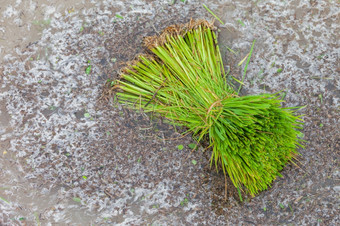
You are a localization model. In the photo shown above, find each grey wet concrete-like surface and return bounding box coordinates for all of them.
[0,0,339,225]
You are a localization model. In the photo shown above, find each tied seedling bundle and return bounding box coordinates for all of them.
[113,20,304,198]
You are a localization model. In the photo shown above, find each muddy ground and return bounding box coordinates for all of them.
[0,0,339,225]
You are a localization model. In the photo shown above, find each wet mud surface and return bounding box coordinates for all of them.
[0,0,339,225]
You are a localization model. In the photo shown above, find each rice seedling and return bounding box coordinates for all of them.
[113,19,304,198]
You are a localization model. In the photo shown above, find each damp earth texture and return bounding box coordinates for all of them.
[0,0,339,225]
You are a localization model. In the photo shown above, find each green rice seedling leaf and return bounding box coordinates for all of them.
[237,187,243,201]
[115,14,123,19]
[113,20,304,198]
[34,212,41,226]
[73,197,81,203]
[188,143,196,149]
[225,45,237,54]
[0,196,10,204]
[319,94,323,104]
[202,4,224,25]
[238,39,256,94]
[237,19,246,27]
[177,145,184,150]
[85,65,91,74]
[84,113,90,118]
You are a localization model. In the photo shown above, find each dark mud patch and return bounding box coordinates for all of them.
[0,0,339,225]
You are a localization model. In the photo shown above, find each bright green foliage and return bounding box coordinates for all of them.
[72,197,81,203]
[85,65,91,74]
[188,143,196,149]
[114,21,304,198]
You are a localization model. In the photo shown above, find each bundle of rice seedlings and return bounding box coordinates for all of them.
[113,19,304,198]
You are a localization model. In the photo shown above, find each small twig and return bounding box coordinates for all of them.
[183,145,197,162]
[104,188,114,199]
[237,39,256,94]
[183,141,212,163]
[159,132,191,141]
[144,80,166,107]
[224,173,228,201]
